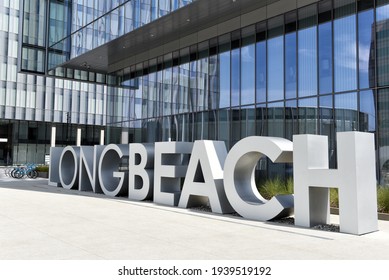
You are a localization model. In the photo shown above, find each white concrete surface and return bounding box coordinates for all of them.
[1,168,389,260]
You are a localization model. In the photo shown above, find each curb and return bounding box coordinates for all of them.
[330,208,389,221]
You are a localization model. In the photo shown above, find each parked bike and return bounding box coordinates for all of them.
[9,164,38,179]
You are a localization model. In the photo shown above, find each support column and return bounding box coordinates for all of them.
[121,128,129,144]
[76,128,82,146]
[51,126,56,147]
[100,129,105,145]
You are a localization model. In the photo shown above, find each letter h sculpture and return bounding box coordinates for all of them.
[293,132,378,235]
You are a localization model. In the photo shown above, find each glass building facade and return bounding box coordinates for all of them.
[1,0,106,165]
[5,0,389,185]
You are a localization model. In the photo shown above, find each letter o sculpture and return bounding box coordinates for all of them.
[59,146,80,189]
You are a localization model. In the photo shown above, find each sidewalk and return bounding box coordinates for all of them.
[1,168,389,260]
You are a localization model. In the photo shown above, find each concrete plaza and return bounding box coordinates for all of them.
[1,169,389,260]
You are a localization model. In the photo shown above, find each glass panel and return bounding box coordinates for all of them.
[318,21,333,94]
[377,0,389,6]
[267,16,284,102]
[335,92,358,132]
[110,8,119,39]
[231,108,240,146]
[209,54,219,110]
[124,1,134,33]
[219,41,230,108]
[256,104,266,136]
[376,4,389,86]
[141,0,151,26]
[142,75,149,118]
[151,0,158,20]
[267,102,284,137]
[285,32,296,99]
[241,43,255,105]
[319,95,335,142]
[23,0,47,46]
[334,14,357,92]
[231,48,240,107]
[189,59,197,111]
[298,8,317,98]
[218,109,230,149]
[159,0,170,17]
[334,0,356,19]
[378,88,389,185]
[285,100,297,140]
[358,0,374,11]
[267,37,284,102]
[359,90,376,132]
[358,8,374,89]
[133,0,141,29]
[176,114,190,142]
[208,110,217,140]
[172,0,179,11]
[179,52,190,113]
[298,97,318,134]
[256,40,266,103]
[319,0,332,24]
[197,42,209,111]
[240,106,255,138]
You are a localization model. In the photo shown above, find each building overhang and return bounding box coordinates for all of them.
[61,0,280,74]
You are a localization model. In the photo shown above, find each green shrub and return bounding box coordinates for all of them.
[377,186,389,213]
[35,165,49,172]
[329,186,389,214]
[259,177,389,214]
[257,177,294,200]
[330,188,339,208]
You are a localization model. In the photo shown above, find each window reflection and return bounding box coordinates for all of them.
[256,40,266,103]
[268,37,284,102]
[335,92,358,132]
[231,48,240,107]
[298,97,318,134]
[360,90,376,132]
[285,33,296,99]
[241,106,256,138]
[298,26,317,97]
[141,0,151,26]
[319,22,333,94]
[241,44,255,105]
[358,8,374,89]
[285,100,297,140]
[376,4,389,86]
[378,88,389,185]
[267,102,284,137]
[334,15,357,92]
[268,16,284,102]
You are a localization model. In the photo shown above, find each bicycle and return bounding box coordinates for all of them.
[11,164,38,179]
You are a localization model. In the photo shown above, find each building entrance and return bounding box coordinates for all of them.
[0,123,12,166]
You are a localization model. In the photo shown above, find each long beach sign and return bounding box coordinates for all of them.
[49,132,378,235]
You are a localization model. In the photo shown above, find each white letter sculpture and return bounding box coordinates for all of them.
[178,140,234,214]
[293,132,378,235]
[129,143,154,201]
[154,142,193,206]
[223,136,294,220]
[49,147,64,187]
[79,146,95,192]
[79,146,104,193]
[59,146,80,190]
[98,144,129,197]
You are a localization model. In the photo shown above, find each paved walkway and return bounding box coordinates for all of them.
[1,168,389,260]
